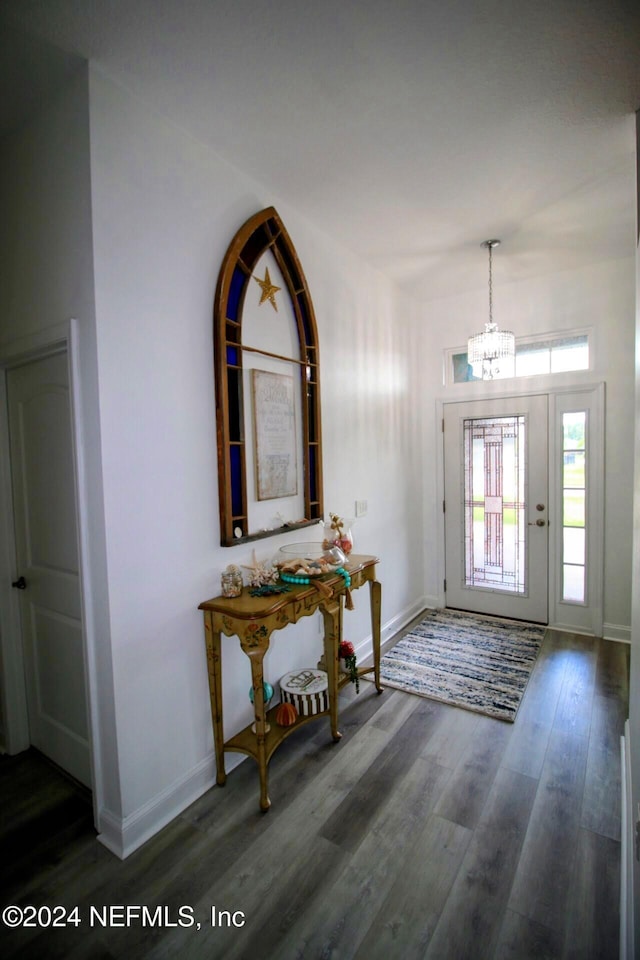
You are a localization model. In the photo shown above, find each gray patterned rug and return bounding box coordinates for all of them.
[377,608,545,722]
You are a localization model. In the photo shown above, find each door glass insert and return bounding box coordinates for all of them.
[463,415,526,593]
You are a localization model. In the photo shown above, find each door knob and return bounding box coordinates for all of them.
[536,503,546,512]
[12,576,27,589]
[527,519,546,527]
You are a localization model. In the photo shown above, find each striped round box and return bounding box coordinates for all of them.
[279,669,328,716]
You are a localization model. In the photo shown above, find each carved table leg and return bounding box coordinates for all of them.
[369,578,383,693]
[204,612,226,786]
[321,596,343,741]
[246,647,271,811]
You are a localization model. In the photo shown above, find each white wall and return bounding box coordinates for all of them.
[0,65,121,818]
[418,257,636,633]
[87,68,425,851]
[0,67,93,342]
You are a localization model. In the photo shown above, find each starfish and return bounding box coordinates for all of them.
[242,550,278,587]
[254,267,281,311]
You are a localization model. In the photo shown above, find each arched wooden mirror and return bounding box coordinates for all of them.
[214,207,324,546]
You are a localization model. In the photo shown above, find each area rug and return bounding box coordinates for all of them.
[376,608,545,722]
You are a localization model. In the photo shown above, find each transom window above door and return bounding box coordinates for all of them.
[447,331,590,385]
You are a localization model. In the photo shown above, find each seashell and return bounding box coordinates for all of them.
[276,702,298,726]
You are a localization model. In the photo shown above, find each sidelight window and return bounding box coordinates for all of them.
[561,411,587,603]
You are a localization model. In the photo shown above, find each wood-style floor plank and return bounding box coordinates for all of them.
[433,714,512,829]
[581,692,627,840]
[517,628,571,718]
[0,628,628,960]
[353,813,472,960]
[562,828,621,960]
[501,715,553,782]
[420,700,480,768]
[551,633,598,739]
[425,766,538,960]
[507,727,590,933]
[493,910,563,960]
[594,636,630,700]
[319,698,441,851]
[269,754,454,960]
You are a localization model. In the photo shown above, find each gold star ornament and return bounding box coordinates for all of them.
[254,267,281,311]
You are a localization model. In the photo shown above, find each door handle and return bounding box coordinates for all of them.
[527,519,546,527]
[12,576,27,589]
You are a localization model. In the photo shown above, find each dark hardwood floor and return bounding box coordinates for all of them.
[0,628,629,959]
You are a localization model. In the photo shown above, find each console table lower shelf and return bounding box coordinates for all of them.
[198,554,382,811]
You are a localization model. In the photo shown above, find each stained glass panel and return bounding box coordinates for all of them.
[463,415,526,593]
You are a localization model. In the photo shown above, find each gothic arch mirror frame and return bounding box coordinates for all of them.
[214,206,324,546]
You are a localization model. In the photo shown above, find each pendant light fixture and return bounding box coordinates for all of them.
[467,239,515,380]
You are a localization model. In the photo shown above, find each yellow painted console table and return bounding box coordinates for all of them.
[198,554,382,811]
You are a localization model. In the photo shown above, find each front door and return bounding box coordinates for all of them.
[443,394,549,623]
[7,351,91,786]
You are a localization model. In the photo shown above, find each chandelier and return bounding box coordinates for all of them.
[467,239,515,380]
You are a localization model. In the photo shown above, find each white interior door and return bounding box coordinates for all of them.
[444,394,549,623]
[7,351,91,786]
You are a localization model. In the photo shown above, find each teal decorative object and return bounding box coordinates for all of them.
[249,681,274,735]
[249,681,274,705]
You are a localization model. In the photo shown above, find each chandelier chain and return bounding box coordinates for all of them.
[488,243,493,325]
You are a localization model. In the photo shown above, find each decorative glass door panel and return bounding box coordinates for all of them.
[444,395,548,623]
[464,416,526,593]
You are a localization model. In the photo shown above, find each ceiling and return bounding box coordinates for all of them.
[1,0,639,302]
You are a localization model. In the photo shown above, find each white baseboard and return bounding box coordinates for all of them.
[354,595,434,661]
[547,621,631,644]
[603,622,631,643]
[381,595,435,644]
[97,752,218,859]
[621,721,634,960]
[547,622,595,637]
